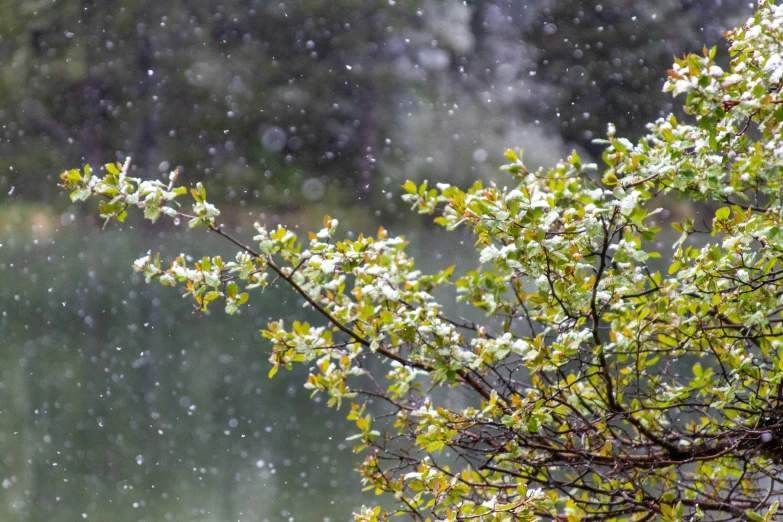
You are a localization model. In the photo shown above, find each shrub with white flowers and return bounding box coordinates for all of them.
[61,3,783,520]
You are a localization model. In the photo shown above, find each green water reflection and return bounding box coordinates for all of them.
[0,209,477,522]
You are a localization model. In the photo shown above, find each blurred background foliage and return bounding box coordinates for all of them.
[0,0,749,206]
[0,1,752,520]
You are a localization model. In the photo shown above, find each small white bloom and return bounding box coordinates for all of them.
[586,188,604,201]
[745,25,762,39]
[320,259,337,273]
[530,192,550,209]
[133,254,151,269]
[499,244,516,256]
[722,74,742,87]
[381,284,400,301]
[616,137,634,151]
[479,245,501,264]
[618,190,640,214]
[505,189,524,201]
[765,53,782,72]
[674,79,693,95]
[316,227,331,239]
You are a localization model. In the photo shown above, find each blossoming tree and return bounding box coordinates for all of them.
[61,3,783,521]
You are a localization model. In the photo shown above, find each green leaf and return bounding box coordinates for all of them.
[144,206,161,222]
[70,189,91,202]
[602,172,619,186]
[675,501,684,520]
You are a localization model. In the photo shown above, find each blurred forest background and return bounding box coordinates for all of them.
[0,0,750,206]
[0,1,752,521]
